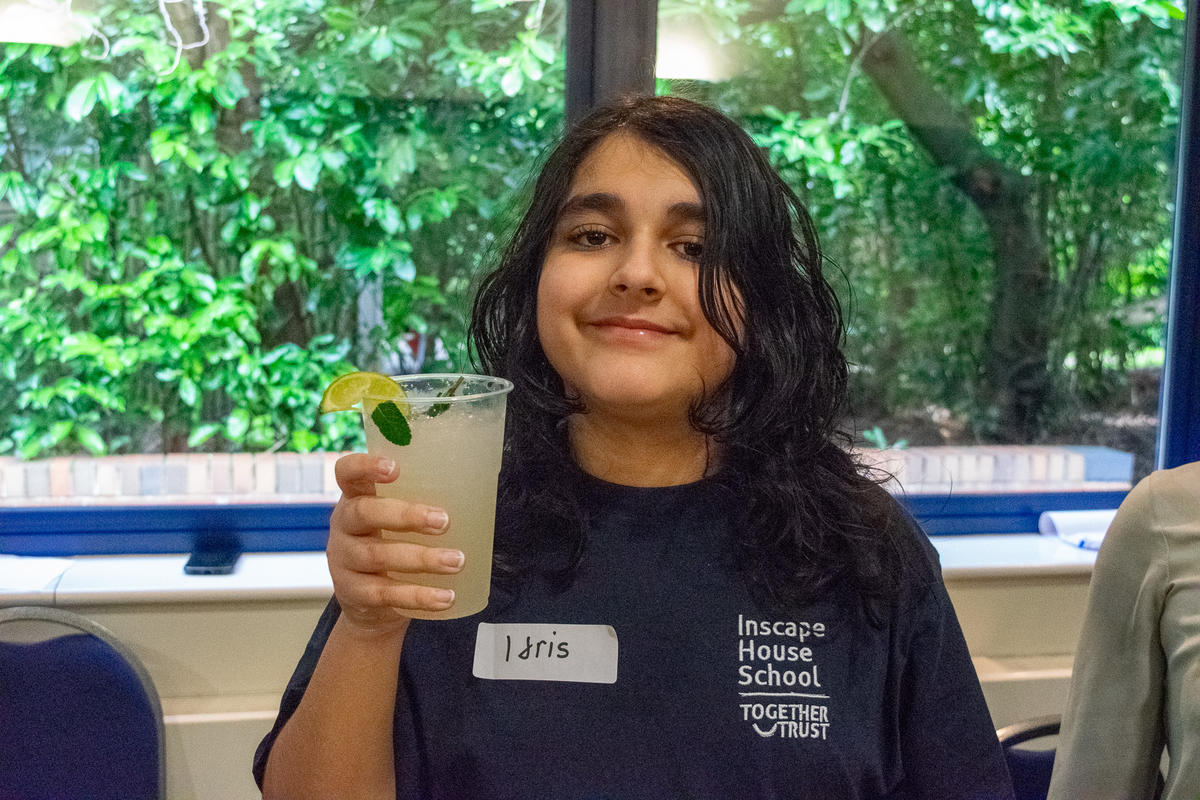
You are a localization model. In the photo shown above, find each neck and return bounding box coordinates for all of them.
[567,412,714,487]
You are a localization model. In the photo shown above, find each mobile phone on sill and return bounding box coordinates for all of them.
[183,539,242,575]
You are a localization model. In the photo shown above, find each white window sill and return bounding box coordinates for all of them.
[932,533,1097,578]
[0,551,332,605]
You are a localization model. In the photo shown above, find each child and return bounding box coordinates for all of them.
[256,95,1013,799]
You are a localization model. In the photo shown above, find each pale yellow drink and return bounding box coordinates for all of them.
[362,374,512,620]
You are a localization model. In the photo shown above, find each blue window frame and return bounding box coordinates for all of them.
[1157,0,1200,471]
[0,504,333,557]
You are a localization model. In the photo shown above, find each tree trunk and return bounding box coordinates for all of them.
[859,30,1052,441]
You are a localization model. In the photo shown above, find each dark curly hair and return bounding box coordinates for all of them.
[471,95,924,616]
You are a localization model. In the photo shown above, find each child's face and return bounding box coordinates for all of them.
[536,133,738,425]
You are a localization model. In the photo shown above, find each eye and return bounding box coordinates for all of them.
[674,240,704,262]
[569,227,612,248]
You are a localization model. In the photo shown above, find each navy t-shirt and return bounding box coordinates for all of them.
[255,476,1014,799]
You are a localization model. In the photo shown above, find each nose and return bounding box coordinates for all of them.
[608,238,666,299]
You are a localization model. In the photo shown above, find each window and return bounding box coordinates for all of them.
[1,0,1196,553]
[0,0,565,551]
[654,0,1190,503]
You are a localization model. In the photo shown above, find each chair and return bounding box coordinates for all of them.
[0,606,166,800]
[998,713,1166,800]
[997,714,1062,800]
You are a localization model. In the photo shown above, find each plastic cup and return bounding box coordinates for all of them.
[361,373,513,620]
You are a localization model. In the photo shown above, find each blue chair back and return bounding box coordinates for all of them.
[997,714,1061,800]
[998,713,1166,800]
[0,606,165,800]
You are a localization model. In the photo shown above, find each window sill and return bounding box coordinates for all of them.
[0,551,332,606]
[0,533,1097,607]
[932,533,1097,578]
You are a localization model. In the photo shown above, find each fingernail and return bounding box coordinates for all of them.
[440,550,465,569]
[426,510,449,530]
[433,589,455,607]
[376,458,395,477]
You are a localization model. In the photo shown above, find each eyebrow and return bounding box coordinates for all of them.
[556,192,705,226]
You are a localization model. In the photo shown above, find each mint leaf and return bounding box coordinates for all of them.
[372,401,412,446]
[426,375,465,418]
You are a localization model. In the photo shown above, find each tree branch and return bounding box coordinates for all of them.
[833,9,919,123]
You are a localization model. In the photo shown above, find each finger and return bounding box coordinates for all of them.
[332,495,450,538]
[335,453,397,497]
[341,538,465,576]
[337,574,456,613]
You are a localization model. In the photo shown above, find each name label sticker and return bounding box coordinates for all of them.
[472,623,618,684]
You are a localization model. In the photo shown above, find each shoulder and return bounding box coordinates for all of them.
[1143,461,1200,521]
[1122,463,1200,574]
[1105,462,1200,547]
[1120,461,1199,511]
[1089,468,1185,581]
[864,483,941,574]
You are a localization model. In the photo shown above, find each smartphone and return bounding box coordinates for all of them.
[183,541,242,575]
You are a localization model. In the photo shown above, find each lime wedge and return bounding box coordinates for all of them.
[320,371,409,415]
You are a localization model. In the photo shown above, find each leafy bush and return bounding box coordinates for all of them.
[662,0,1180,440]
[0,0,563,458]
[0,0,1183,458]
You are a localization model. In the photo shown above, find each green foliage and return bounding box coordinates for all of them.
[0,0,563,457]
[0,0,1184,458]
[862,427,908,451]
[663,0,1181,438]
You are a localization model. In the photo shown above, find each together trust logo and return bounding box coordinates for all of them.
[735,614,832,740]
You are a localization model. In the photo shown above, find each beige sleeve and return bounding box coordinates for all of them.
[1046,473,1169,800]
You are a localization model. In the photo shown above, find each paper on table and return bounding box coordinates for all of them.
[0,555,72,592]
[1038,509,1118,550]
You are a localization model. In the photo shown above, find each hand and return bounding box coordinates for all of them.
[326,453,463,636]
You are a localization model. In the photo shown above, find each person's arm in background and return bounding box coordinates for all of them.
[259,454,464,800]
[1047,473,1168,800]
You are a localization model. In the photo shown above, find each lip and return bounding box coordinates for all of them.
[589,316,677,335]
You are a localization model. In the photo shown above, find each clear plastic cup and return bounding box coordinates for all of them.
[361,373,513,620]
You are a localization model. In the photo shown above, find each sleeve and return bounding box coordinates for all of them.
[897,570,1017,800]
[251,596,343,790]
[1046,474,1168,800]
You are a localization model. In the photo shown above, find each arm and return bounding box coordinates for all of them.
[261,615,409,799]
[1047,476,1168,800]
[260,454,465,800]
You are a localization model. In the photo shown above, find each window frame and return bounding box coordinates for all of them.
[1157,0,1200,471]
[1,0,1195,557]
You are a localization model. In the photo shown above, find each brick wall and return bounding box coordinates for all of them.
[0,445,1134,506]
[0,453,347,506]
[859,444,1135,494]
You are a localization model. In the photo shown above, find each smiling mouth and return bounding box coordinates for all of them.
[590,316,676,335]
